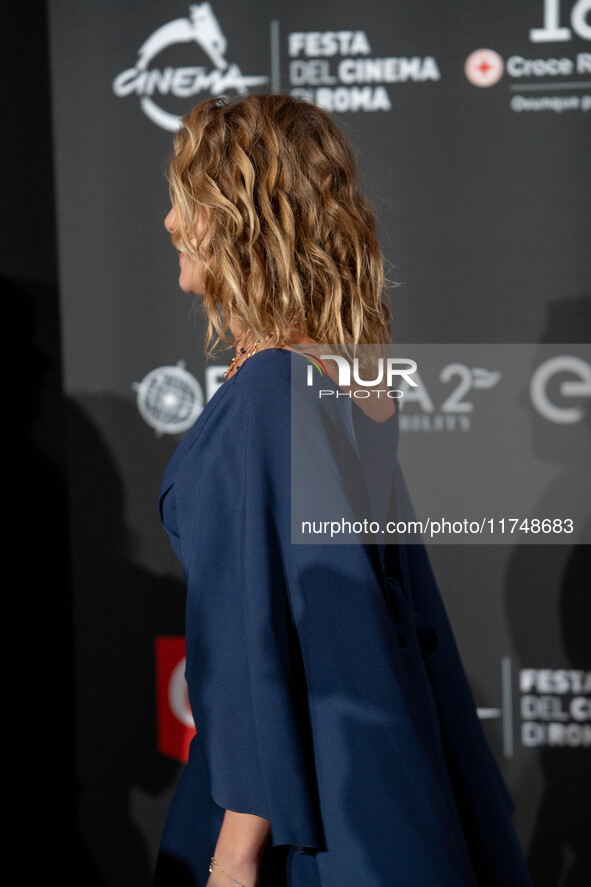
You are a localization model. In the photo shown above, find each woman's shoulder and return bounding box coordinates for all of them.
[233,346,293,387]
[179,349,296,456]
[230,347,295,415]
[192,346,342,452]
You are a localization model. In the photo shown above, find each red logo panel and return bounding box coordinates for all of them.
[155,637,196,762]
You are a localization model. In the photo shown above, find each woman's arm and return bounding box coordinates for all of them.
[207,810,271,887]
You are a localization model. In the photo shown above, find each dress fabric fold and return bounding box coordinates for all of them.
[154,348,533,887]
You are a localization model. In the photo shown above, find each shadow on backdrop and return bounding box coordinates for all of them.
[505,295,591,887]
[67,395,187,885]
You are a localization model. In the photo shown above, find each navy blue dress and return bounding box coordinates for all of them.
[154,348,533,887]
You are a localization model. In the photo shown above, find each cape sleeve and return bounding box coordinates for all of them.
[237,366,486,885]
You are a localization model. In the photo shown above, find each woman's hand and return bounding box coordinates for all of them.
[207,809,271,887]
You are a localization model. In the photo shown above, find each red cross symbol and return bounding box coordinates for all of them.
[465,49,504,87]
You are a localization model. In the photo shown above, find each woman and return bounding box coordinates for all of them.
[155,94,533,887]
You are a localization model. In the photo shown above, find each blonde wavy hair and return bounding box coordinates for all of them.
[167,94,393,358]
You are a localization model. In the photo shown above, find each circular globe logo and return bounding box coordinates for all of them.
[133,361,204,435]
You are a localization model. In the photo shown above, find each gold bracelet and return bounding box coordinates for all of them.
[209,856,249,887]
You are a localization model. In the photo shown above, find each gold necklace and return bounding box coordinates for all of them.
[223,333,271,379]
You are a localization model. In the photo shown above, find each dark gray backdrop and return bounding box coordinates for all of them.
[45,1,590,884]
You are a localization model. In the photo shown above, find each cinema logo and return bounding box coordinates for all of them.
[520,669,591,748]
[288,30,440,112]
[113,3,268,130]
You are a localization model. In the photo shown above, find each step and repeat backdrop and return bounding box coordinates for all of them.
[48,2,590,885]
